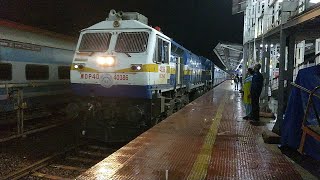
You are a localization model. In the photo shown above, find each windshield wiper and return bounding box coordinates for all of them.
[124,52,131,57]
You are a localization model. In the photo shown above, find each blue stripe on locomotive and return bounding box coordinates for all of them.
[0,45,73,64]
[72,84,153,99]
[72,84,180,99]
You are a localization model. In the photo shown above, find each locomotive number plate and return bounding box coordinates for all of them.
[80,73,129,81]
[114,74,129,81]
[80,73,100,79]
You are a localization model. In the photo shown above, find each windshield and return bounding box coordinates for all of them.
[78,32,112,52]
[115,32,149,53]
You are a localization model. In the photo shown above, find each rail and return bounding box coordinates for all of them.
[0,121,68,143]
[1,143,116,180]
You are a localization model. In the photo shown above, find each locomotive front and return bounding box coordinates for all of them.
[71,29,152,97]
[69,11,158,141]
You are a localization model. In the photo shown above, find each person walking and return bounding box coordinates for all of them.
[243,68,254,120]
[250,64,264,122]
[234,74,239,90]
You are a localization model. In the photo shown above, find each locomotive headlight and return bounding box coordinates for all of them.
[97,56,115,66]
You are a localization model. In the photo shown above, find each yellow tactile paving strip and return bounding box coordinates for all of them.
[187,92,228,180]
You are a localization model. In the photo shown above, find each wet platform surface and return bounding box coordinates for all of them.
[77,81,302,179]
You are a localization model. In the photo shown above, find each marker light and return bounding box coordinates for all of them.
[74,64,84,70]
[131,64,142,71]
[97,56,115,66]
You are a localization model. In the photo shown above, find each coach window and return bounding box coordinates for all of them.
[58,66,70,79]
[0,63,12,80]
[163,41,169,63]
[156,38,163,63]
[26,64,49,80]
[156,37,169,64]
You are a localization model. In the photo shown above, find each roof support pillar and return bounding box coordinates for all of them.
[254,40,258,62]
[286,33,296,94]
[262,38,271,104]
[261,38,266,74]
[274,29,288,135]
[242,43,249,79]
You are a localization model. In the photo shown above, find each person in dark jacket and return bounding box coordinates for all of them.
[250,64,264,121]
[234,74,239,90]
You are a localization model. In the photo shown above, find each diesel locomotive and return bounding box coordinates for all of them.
[69,10,227,141]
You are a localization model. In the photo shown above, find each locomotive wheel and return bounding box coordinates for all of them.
[65,103,80,120]
[175,99,182,111]
[151,117,160,126]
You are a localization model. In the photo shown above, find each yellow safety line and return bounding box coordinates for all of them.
[187,92,228,180]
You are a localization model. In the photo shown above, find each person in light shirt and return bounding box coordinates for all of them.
[243,68,254,120]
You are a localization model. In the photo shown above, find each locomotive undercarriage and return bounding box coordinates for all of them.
[68,84,212,142]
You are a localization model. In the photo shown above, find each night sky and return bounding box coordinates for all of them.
[0,0,243,61]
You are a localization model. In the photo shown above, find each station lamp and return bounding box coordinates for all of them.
[310,0,320,3]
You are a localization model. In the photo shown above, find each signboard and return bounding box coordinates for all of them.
[0,39,41,51]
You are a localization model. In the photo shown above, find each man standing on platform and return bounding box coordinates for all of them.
[250,64,264,122]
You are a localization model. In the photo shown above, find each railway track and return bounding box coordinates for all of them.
[0,115,74,143]
[2,142,117,180]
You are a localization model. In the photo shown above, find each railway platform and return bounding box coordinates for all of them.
[76,81,305,179]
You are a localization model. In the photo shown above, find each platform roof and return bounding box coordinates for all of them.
[232,0,247,14]
[213,42,243,73]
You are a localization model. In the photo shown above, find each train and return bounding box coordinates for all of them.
[0,20,76,125]
[69,10,227,141]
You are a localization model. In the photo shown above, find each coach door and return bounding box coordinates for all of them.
[176,57,181,85]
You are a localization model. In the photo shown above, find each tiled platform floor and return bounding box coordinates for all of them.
[77,81,303,180]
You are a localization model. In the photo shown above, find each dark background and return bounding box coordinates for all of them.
[0,0,243,60]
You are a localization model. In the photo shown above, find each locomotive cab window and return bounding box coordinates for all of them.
[78,32,112,52]
[155,37,169,64]
[115,32,149,53]
[26,64,49,80]
[0,63,12,80]
[58,66,70,79]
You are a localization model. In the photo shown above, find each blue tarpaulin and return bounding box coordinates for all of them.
[281,65,320,160]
